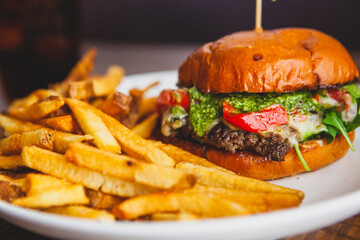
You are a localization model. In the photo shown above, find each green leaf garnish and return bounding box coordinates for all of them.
[342,83,360,99]
[294,144,310,171]
[346,113,360,132]
[324,124,338,143]
[323,111,355,151]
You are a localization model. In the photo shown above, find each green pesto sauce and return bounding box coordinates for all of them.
[188,87,323,137]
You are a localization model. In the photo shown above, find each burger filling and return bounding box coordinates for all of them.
[156,82,360,162]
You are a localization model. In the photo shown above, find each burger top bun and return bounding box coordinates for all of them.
[179,28,359,93]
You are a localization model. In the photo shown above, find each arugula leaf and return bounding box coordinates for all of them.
[294,144,310,171]
[342,83,360,99]
[324,125,339,143]
[323,111,355,151]
[346,113,360,132]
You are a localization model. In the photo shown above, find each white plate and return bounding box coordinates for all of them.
[1,70,360,240]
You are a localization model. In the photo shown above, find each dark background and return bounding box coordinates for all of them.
[81,0,360,49]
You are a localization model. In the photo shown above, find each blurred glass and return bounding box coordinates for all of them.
[0,0,80,100]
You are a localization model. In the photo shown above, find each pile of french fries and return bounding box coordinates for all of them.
[0,49,304,222]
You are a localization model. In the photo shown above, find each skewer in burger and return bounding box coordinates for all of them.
[156,28,360,180]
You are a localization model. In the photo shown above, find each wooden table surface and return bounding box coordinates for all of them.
[0,42,359,240]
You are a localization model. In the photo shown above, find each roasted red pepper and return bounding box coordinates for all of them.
[156,89,190,115]
[327,88,345,103]
[222,102,289,132]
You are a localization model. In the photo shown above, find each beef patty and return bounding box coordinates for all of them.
[181,122,291,161]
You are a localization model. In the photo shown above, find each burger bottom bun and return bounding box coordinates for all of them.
[161,131,355,180]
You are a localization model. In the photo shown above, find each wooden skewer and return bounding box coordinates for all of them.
[255,0,263,33]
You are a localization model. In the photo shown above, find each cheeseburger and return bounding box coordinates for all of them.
[156,28,360,180]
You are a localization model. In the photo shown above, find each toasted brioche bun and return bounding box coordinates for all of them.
[179,28,359,93]
[161,131,355,180]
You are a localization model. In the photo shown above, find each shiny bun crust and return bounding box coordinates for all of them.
[179,28,359,93]
[163,131,355,180]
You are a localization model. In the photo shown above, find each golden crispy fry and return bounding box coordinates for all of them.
[138,97,157,119]
[8,89,60,113]
[86,189,124,210]
[0,114,93,153]
[92,106,175,167]
[98,92,132,117]
[22,173,71,196]
[0,155,23,170]
[150,141,232,173]
[22,146,159,197]
[176,162,304,199]
[92,66,124,96]
[91,98,105,108]
[150,213,199,221]
[12,178,26,188]
[120,83,158,128]
[186,185,302,213]
[131,113,159,139]
[0,174,24,202]
[22,146,104,190]
[52,48,97,96]
[8,96,65,121]
[101,176,159,197]
[66,142,195,189]
[36,115,82,134]
[69,65,124,99]
[45,206,115,221]
[0,174,25,187]
[0,129,54,155]
[113,192,249,220]
[65,98,120,153]
[0,114,41,134]
[12,184,89,208]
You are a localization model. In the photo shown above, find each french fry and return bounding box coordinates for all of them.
[51,48,97,96]
[92,106,175,167]
[113,192,249,220]
[186,185,301,213]
[98,92,132,117]
[12,184,89,208]
[0,155,23,170]
[101,176,159,197]
[8,89,60,113]
[150,213,199,221]
[12,178,26,188]
[131,113,159,139]
[92,66,124,96]
[0,114,41,134]
[86,189,124,210]
[0,129,54,155]
[0,174,24,202]
[22,146,159,197]
[22,174,71,196]
[8,96,65,121]
[91,98,105,108]
[0,114,93,153]
[45,206,115,221]
[138,97,157,119]
[69,65,124,99]
[65,98,121,153]
[176,162,304,199]
[66,142,195,189]
[150,141,233,173]
[22,146,104,190]
[36,115,82,134]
